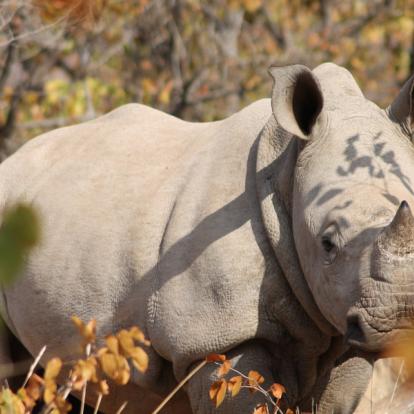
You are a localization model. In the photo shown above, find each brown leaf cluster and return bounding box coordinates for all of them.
[98,327,150,385]
[0,317,150,414]
[206,353,288,412]
[33,0,106,26]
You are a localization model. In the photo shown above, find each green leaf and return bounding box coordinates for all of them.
[0,204,40,285]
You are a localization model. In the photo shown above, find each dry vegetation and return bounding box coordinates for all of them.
[0,317,292,414]
[1,0,414,156]
[0,317,149,414]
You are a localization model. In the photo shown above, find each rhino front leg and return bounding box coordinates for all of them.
[186,342,276,414]
[314,352,373,414]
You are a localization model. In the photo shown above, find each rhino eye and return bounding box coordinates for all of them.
[321,236,335,253]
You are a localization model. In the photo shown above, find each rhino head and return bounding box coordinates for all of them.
[270,63,414,352]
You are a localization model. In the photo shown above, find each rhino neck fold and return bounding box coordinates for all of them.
[256,115,338,336]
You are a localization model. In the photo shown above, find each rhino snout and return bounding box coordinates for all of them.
[345,201,414,352]
[345,308,414,352]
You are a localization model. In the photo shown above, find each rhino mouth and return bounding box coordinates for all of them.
[345,308,414,353]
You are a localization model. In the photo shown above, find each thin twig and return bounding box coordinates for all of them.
[115,401,128,414]
[93,393,103,414]
[216,363,283,414]
[80,343,92,414]
[151,360,207,414]
[0,16,67,48]
[22,345,47,387]
[384,359,405,414]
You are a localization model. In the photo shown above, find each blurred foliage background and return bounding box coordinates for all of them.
[0,0,414,159]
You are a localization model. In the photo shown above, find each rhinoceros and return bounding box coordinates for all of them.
[0,62,413,414]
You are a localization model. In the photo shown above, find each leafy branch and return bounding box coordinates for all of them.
[206,353,291,414]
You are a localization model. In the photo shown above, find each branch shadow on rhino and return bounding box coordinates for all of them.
[306,132,412,210]
[114,131,275,324]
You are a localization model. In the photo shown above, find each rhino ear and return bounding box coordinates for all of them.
[269,64,324,140]
[387,74,414,136]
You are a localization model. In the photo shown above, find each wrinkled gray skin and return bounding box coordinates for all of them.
[0,63,414,414]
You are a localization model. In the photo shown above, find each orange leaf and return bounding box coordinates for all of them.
[269,383,286,399]
[25,374,43,401]
[209,381,220,400]
[227,375,242,397]
[55,395,72,414]
[248,370,264,388]
[206,353,226,362]
[209,379,227,407]
[216,379,227,407]
[253,404,269,414]
[217,359,231,377]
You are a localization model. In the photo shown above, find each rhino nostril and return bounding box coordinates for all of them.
[345,314,366,345]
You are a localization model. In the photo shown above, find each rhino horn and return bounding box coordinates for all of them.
[378,200,414,255]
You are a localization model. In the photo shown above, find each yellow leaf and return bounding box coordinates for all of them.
[242,0,262,13]
[117,329,135,356]
[71,316,96,345]
[45,358,62,381]
[99,353,130,385]
[159,80,173,105]
[17,388,36,411]
[71,357,98,390]
[43,383,57,405]
[269,383,286,399]
[227,375,242,397]
[130,346,149,373]
[97,347,109,357]
[129,326,150,346]
[0,388,25,414]
[142,78,157,95]
[106,335,119,355]
[99,380,109,395]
